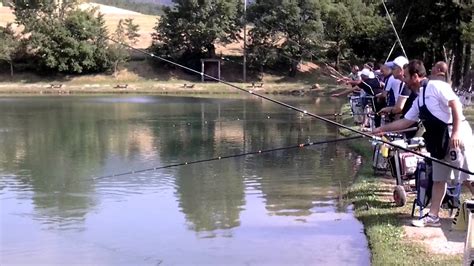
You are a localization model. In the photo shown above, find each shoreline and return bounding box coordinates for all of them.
[0,81,343,96]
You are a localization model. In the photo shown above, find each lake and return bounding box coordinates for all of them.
[0,95,370,265]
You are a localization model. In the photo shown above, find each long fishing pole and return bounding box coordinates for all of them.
[108,37,474,176]
[382,0,408,59]
[93,135,363,180]
[385,4,412,62]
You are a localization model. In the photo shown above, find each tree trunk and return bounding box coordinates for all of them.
[461,43,474,91]
[452,40,463,88]
[289,60,298,77]
[461,42,471,90]
[335,41,341,71]
[114,61,118,78]
[207,44,216,58]
[9,61,13,78]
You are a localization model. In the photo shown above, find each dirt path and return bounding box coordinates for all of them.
[377,176,467,256]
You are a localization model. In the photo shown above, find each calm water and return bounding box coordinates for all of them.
[0,95,369,265]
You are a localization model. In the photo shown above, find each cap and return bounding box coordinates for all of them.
[359,68,375,79]
[384,61,395,68]
[387,56,409,69]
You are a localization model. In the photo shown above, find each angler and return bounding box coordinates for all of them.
[373,59,474,227]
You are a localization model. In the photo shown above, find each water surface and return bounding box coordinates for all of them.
[0,95,369,265]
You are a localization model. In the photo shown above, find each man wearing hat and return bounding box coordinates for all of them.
[379,56,416,120]
[332,67,384,126]
[373,59,474,227]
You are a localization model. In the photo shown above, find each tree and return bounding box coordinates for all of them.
[152,0,242,68]
[338,0,392,63]
[0,23,18,77]
[321,2,353,69]
[247,0,324,76]
[124,18,140,45]
[109,18,140,76]
[12,1,113,74]
[387,0,473,87]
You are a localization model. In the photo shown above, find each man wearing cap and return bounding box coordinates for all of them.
[332,68,384,126]
[380,62,401,106]
[332,68,380,96]
[336,65,361,87]
[379,56,416,121]
[373,59,474,227]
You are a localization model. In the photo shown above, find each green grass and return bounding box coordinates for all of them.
[343,118,462,265]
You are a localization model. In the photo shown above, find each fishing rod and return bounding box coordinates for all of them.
[385,4,412,62]
[108,37,474,176]
[92,135,363,180]
[381,0,408,59]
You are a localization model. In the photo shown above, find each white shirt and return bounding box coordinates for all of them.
[385,75,403,99]
[405,80,465,123]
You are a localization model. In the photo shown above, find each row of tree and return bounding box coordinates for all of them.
[0,0,472,87]
[152,0,472,86]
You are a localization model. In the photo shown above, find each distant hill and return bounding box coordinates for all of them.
[0,3,158,48]
[132,0,173,5]
[90,0,166,15]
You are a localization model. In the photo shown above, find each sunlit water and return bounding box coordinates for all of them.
[0,95,369,265]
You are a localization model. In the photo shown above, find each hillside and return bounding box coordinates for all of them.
[0,2,324,84]
[0,3,158,48]
[126,0,173,6]
[0,3,244,53]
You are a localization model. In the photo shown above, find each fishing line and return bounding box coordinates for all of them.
[381,0,408,59]
[385,4,412,62]
[92,135,363,180]
[108,38,474,175]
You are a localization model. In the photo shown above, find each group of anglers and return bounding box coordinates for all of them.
[332,57,474,228]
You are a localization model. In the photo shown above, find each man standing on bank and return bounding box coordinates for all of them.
[372,59,474,227]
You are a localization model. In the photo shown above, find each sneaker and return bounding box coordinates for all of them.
[411,213,441,227]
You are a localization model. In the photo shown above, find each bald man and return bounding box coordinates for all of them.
[431,61,449,83]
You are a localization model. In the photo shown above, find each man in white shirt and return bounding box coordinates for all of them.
[372,59,474,227]
[378,56,413,120]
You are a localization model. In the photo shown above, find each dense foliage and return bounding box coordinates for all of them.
[151,0,242,69]
[247,0,324,76]
[386,0,473,87]
[0,0,472,85]
[13,1,112,73]
[0,23,18,77]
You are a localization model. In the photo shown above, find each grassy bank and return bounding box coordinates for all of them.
[0,59,345,96]
[343,124,462,265]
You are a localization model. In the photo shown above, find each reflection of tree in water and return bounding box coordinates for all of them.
[0,99,158,226]
[244,117,355,217]
[155,107,245,233]
[0,102,104,225]
[175,161,244,233]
